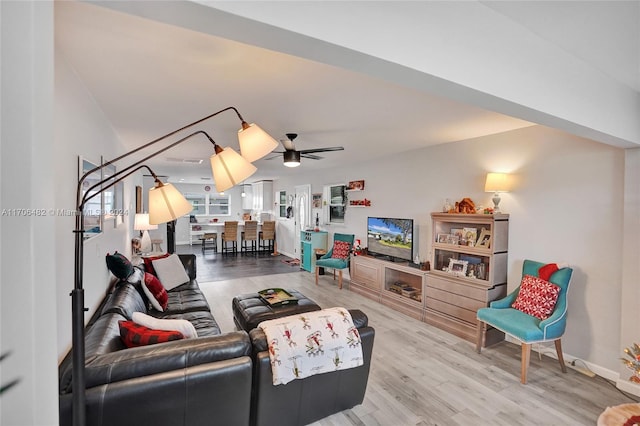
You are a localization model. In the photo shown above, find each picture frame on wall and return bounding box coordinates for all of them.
[135,186,142,214]
[347,180,365,191]
[312,193,322,209]
[78,156,102,240]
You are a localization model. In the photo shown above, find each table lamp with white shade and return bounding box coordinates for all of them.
[134,213,158,253]
[484,172,511,213]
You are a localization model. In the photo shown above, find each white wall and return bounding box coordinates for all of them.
[275,125,625,374]
[1,2,58,424]
[54,52,135,359]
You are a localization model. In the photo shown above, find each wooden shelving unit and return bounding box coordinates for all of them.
[349,213,509,347]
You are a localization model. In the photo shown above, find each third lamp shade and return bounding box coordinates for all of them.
[148,183,193,225]
[210,147,257,193]
[238,123,279,163]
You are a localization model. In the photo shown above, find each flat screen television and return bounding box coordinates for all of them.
[366,217,414,262]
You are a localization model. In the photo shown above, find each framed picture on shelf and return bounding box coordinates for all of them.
[446,234,460,245]
[447,259,468,276]
[437,233,449,243]
[477,228,491,248]
[463,227,477,247]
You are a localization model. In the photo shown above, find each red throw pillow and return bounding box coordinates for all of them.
[538,263,560,281]
[143,253,170,276]
[118,320,183,348]
[512,275,561,320]
[142,272,168,311]
[331,240,351,259]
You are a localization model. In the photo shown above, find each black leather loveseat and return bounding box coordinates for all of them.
[249,310,375,426]
[58,254,253,426]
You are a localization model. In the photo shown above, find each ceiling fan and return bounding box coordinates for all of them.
[266,133,344,167]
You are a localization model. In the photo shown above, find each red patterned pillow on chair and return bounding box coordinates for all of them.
[331,241,351,259]
[118,320,183,348]
[512,274,561,320]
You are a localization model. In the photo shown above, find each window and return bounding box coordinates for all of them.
[277,190,287,218]
[324,184,346,224]
[186,193,230,216]
[208,196,229,215]
[185,193,206,215]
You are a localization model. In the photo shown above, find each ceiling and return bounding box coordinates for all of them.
[55,1,639,186]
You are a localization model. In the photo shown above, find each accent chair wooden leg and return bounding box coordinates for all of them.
[555,339,567,373]
[521,343,531,384]
[338,270,343,289]
[315,267,319,285]
[475,320,484,353]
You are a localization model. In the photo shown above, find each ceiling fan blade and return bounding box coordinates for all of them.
[298,146,344,154]
[300,153,323,160]
[264,152,285,160]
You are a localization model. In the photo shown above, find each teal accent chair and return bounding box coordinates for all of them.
[476,259,573,384]
[315,233,355,289]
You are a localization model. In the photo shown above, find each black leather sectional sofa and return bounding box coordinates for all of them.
[58,254,374,426]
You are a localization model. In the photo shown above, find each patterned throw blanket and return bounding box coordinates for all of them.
[258,307,364,385]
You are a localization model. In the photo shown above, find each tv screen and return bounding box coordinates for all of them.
[367,217,414,262]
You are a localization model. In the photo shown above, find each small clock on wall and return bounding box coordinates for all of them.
[204,185,211,192]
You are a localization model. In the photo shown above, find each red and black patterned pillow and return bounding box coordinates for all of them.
[331,241,351,259]
[512,274,561,320]
[141,272,168,311]
[118,320,184,348]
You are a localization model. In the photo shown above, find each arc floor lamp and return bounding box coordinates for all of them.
[72,107,277,426]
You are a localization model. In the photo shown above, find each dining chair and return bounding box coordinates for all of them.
[315,233,354,289]
[201,233,217,254]
[221,221,238,254]
[241,221,258,254]
[258,220,276,253]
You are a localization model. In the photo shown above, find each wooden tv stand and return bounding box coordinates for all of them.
[350,252,505,347]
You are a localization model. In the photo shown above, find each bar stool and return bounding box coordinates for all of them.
[221,221,238,254]
[241,221,258,254]
[201,233,217,253]
[259,220,276,253]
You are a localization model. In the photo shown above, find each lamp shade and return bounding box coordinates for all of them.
[238,123,279,163]
[283,150,301,167]
[210,147,257,192]
[484,173,510,193]
[134,213,158,231]
[148,183,193,225]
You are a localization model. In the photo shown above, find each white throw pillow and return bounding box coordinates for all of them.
[151,254,189,290]
[132,311,198,339]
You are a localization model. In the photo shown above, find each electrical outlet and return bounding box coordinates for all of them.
[565,360,596,377]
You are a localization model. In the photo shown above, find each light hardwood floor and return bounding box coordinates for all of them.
[200,270,635,426]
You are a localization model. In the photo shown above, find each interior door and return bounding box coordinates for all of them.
[294,184,311,259]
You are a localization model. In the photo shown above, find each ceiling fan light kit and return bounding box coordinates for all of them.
[284,150,301,167]
[269,132,345,167]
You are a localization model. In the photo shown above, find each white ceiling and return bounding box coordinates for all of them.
[54,1,639,185]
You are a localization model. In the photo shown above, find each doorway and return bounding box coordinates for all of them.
[293,184,311,259]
